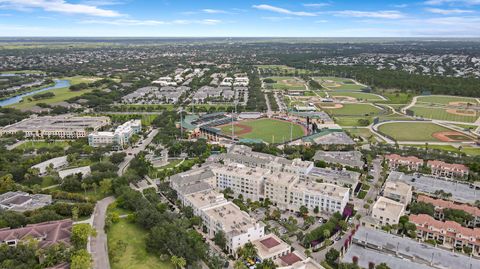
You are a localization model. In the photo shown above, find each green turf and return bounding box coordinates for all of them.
[403,144,480,156]
[329,92,384,101]
[220,118,305,143]
[104,114,157,126]
[108,220,174,269]
[313,77,365,91]
[416,95,478,105]
[378,122,466,142]
[409,105,478,123]
[322,104,383,116]
[376,92,413,104]
[265,76,305,90]
[332,116,372,127]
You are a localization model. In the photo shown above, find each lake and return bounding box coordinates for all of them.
[0,79,70,107]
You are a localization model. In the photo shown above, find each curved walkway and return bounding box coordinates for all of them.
[90,196,115,269]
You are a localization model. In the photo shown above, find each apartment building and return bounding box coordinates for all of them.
[426,160,469,179]
[385,154,423,171]
[417,195,480,227]
[252,233,291,262]
[304,167,360,196]
[214,164,268,201]
[264,171,299,210]
[371,197,405,227]
[410,214,480,255]
[88,119,141,148]
[289,181,349,214]
[0,219,72,248]
[382,181,413,205]
[0,115,110,138]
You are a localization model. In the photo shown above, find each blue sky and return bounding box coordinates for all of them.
[1,0,480,37]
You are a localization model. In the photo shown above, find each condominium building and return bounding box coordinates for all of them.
[385,154,423,171]
[304,167,360,196]
[88,119,141,148]
[417,195,480,227]
[252,233,291,262]
[264,171,299,210]
[426,160,469,179]
[289,181,349,214]
[214,164,269,201]
[0,115,110,138]
[371,197,405,227]
[0,219,72,248]
[382,181,413,206]
[410,214,480,255]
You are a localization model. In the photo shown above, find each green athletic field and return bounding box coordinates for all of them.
[329,92,384,101]
[377,122,469,142]
[416,95,478,105]
[220,118,305,144]
[322,103,383,116]
[264,76,305,90]
[313,77,366,91]
[409,105,478,123]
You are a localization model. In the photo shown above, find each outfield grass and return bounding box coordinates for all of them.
[376,91,413,104]
[344,127,376,141]
[265,76,305,90]
[322,104,383,116]
[220,118,305,143]
[108,220,174,269]
[417,95,478,105]
[378,122,457,142]
[313,77,365,91]
[409,105,478,123]
[329,92,384,101]
[332,116,372,127]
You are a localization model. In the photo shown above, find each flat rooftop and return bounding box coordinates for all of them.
[313,150,364,168]
[293,181,349,198]
[387,171,479,204]
[252,234,290,260]
[1,115,109,132]
[204,202,260,237]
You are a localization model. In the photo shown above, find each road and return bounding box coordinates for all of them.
[90,196,115,269]
[117,128,159,176]
[264,93,272,115]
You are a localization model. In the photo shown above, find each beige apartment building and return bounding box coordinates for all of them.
[382,181,413,205]
[371,197,406,227]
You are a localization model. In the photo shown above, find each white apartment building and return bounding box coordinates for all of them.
[371,197,405,227]
[382,181,412,206]
[214,164,268,201]
[289,181,350,214]
[88,119,141,148]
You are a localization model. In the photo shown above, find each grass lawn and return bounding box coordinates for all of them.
[403,144,480,156]
[329,92,384,101]
[17,140,70,151]
[378,122,456,142]
[344,127,376,141]
[376,91,413,104]
[114,104,175,112]
[220,118,305,143]
[108,220,174,269]
[416,95,478,105]
[265,76,305,90]
[409,105,478,123]
[333,116,372,127]
[41,176,59,188]
[322,104,383,116]
[105,114,158,126]
[313,77,365,91]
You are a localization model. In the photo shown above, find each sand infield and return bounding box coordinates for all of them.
[432,131,472,142]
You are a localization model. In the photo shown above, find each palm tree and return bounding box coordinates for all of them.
[238,242,258,260]
[81,182,88,197]
[234,260,247,269]
[171,255,186,269]
[323,229,331,239]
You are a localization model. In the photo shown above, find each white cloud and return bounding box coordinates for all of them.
[425,7,474,14]
[303,3,330,8]
[261,16,295,21]
[81,18,222,26]
[0,0,122,17]
[334,10,404,19]
[424,0,480,5]
[201,9,229,14]
[252,4,316,16]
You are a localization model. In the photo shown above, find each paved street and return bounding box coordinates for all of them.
[117,128,158,176]
[90,196,115,269]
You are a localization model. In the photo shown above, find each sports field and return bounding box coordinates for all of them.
[313,77,365,91]
[219,118,306,143]
[330,92,385,102]
[416,95,478,105]
[378,122,473,142]
[265,76,305,90]
[409,105,478,123]
[321,103,383,116]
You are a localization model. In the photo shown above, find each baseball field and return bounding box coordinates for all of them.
[264,76,306,90]
[219,118,306,144]
[378,122,474,142]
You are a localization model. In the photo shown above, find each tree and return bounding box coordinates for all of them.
[409,202,435,216]
[234,260,247,269]
[109,240,127,263]
[238,242,258,260]
[99,178,113,195]
[171,255,186,269]
[91,182,98,195]
[375,263,391,269]
[71,249,92,269]
[325,248,340,265]
[81,182,88,197]
[0,174,16,193]
[71,224,97,250]
[72,207,79,221]
[313,206,319,214]
[256,259,277,269]
[299,205,308,216]
[214,231,227,250]
[323,229,331,239]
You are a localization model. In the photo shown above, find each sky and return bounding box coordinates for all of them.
[1,0,480,37]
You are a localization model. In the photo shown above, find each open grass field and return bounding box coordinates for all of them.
[376,91,413,104]
[409,105,478,123]
[265,76,305,90]
[378,122,473,142]
[104,114,157,126]
[403,144,480,156]
[416,95,478,105]
[108,219,174,269]
[257,65,311,75]
[344,127,376,141]
[17,140,70,151]
[0,70,45,74]
[321,103,383,116]
[329,92,385,102]
[219,118,305,143]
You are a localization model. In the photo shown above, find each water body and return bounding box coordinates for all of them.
[0,74,18,77]
[0,79,70,107]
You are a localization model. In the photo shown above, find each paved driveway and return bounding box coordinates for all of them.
[90,196,115,269]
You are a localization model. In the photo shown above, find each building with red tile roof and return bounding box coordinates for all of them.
[417,195,480,227]
[409,214,480,255]
[0,219,72,248]
[426,160,469,179]
[252,233,291,262]
[385,154,423,171]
